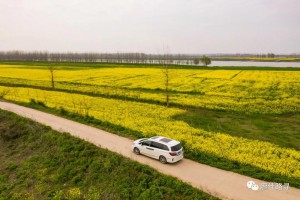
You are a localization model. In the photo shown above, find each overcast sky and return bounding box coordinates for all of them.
[0,0,299,54]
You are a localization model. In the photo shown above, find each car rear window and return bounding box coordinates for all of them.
[171,143,182,151]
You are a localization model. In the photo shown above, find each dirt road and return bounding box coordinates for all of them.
[0,101,299,200]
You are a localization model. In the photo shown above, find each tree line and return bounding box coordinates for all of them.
[0,51,212,65]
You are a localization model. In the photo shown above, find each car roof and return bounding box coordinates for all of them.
[148,136,180,147]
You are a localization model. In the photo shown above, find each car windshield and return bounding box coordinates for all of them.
[171,143,182,151]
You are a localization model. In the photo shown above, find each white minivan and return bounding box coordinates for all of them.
[131,136,183,164]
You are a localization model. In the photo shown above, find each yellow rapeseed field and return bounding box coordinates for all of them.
[0,65,300,114]
[0,86,299,179]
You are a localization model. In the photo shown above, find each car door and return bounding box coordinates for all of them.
[149,141,162,159]
[140,140,154,156]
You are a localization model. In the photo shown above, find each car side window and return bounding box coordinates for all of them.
[151,142,168,151]
[162,145,169,151]
[150,141,160,149]
[142,140,151,146]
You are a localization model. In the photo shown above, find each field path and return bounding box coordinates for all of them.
[1,101,299,200]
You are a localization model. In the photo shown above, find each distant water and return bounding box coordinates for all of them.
[210,61,300,67]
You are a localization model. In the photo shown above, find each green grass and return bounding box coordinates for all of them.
[0,108,217,200]
[173,108,300,151]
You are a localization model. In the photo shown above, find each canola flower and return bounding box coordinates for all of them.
[0,65,299,114]
[1,86,299,179]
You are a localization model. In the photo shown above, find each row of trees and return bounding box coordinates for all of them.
[193,56,211,66]
[0,51,211,65]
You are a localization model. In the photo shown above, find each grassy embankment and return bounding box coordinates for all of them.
[0,109,217,200]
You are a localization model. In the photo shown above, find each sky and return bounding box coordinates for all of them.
[0,0,299,54]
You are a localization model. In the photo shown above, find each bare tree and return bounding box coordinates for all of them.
[49,65,55,89]
[161,46,171,107]
[70,95,78,113]
[81,96,92,116]
[162,63,170,107]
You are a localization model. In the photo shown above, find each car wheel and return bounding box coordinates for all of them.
[159,156,167,164]
[133,147,140,155]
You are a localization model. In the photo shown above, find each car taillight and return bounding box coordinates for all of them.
[169,152,177,156]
